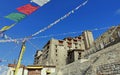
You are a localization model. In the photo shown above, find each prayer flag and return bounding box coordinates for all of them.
[3,34,10,39]
[17,4,39,15]
[0,33,3,37]
[0,23,15,32]
[31,0,50,6]
[5,13,26,22]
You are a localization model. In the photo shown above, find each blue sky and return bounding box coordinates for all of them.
[0,0,120,68]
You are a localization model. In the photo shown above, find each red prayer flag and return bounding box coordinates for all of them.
[17,4,39,15]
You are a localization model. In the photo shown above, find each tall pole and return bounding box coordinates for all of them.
[14,40,26,75]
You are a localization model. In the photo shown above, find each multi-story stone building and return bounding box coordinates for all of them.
[34,31,94,69]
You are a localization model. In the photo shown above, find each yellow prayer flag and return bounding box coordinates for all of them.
[0,23,15,32]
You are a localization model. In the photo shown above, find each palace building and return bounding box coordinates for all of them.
[34,31,94,69]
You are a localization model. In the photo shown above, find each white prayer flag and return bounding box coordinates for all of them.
[31,0,50,6]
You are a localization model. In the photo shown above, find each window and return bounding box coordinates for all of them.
[67,38,72,41]
[59,40,64,46]
[79,44,81,48]
[75,43,78,45]
[13,70,15,75]
[75,47,77,49]
[78,52,81,60]
[78,37,81,40]
[68,42,72,47]
[56,49,57,52]
[56,54,58,56]
[74,39,77,42]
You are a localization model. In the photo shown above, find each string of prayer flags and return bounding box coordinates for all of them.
[0,0,88,43]
[0,34,7,39]
[0,24,16,43]
[0,39,17,43]
[82,0,88,6]
[17,4,39,15]
[5,13,26,22]
[0,30,20,43]
[0,25,111,43]
[0,33,4,37]
[0,23,16,32]
[0,33,12,42]
[31,0,50,6]
[1,34,10,40]
[0,35,19,44]
[31,0,88,37]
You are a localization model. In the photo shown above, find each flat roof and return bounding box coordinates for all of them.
[8,64,25,68]
[27,65,56,69]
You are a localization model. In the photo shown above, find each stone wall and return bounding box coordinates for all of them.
[96,63,120,75]
[52,42,120,75]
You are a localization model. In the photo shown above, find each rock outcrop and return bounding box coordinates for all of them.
[53,42,120,75]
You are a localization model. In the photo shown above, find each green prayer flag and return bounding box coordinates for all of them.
[5,13,26,22]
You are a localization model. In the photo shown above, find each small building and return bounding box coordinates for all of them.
[7,64,56,75]
[27,65,43,75]
[27,65,56,75]
[7,64,28,75]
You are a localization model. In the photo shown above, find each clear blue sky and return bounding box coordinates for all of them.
[0,0,120,66]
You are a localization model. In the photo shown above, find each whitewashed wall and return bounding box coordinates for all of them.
[7,67,28,75]
[41,67,55,75]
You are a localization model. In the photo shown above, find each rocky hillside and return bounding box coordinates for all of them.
[54,42,120,75]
